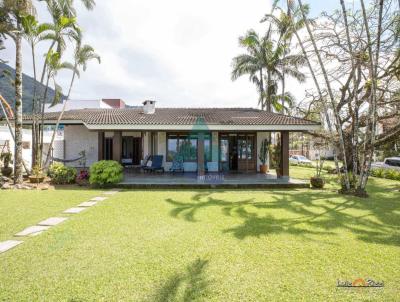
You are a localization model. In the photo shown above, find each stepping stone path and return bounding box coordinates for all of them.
[38,217,68,226]
[77,201,97,207]
[15,225,50,237]
[103,190,120,195]
[1,191,120,254]
[64,207,86,214]
[0,240,23,253]
[90,196,108,201]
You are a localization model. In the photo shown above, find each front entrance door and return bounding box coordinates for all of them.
[219,133,256,172]
[122,136,142,165]
[229,136,238,171]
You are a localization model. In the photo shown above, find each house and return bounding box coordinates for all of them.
[44,98,126,112]
[22,100,320,178]
[0,125,63,169]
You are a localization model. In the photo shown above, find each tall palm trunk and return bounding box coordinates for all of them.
[297,0,351,191]
[31,42,39,168]
[13,29,23,184]
[44,66,77,167]
[38,75,50,166]
[259,69,265,110]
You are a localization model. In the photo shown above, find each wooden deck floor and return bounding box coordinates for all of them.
[118,170,309,189]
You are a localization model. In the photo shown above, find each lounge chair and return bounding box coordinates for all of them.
[170,154,184,173]
[140,155,152,171]
[143,155,164,173]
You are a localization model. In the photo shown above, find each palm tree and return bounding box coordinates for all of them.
[44,30,100,167]
[0,0,35,184]
[38,50,77,166]
[232,26,305,113]
[21,15,54,167]
[263,39,305,113]
[231,30,268,110]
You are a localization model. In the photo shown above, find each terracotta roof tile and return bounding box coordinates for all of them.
[22,107,319,126]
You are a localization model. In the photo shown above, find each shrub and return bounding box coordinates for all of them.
[385,169,399,180]
[48,162,77,184]
[89,160,123,186]
[370,168,400,181]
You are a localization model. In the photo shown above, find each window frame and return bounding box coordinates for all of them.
[166,132,212,162]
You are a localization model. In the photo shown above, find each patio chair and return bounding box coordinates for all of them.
[143,155,164,173]
[170,154,184,173]
[140,155,152,171]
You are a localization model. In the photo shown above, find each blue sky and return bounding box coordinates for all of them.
[1,0,348,108]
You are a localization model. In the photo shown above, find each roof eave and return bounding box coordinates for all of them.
[84,123,320,131]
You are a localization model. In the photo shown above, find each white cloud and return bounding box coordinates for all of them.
[1,0,313,108]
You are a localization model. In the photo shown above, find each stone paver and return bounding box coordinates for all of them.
[90,196,108,201]
[15,225,50,237]
[38,217,68,226]
[0,240,23,253]
[63,207,86,214]
[77,201,97,207]
[103,190,120,195]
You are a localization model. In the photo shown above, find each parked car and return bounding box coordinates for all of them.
[371,157,400,170]
[289,155,312,166]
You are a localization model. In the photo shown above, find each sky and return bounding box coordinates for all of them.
[1,0,341,108]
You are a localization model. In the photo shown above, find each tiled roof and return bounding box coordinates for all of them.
[21,108,319,126]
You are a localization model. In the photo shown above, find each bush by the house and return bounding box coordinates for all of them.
[89,160,123,186]
[48,162,77,184]
[370,168,400,181]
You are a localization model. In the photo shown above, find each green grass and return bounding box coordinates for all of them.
[0,188,102,241]
[0,169,399,301]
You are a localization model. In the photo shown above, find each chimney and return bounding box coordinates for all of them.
[143,100,156,114]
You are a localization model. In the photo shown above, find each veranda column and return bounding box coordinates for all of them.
[280,131,289,179]
[198,132,205,176]
[112,131,122,163]
[98,131,104,161]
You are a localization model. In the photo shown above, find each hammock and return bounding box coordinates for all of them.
[51,154,86,163]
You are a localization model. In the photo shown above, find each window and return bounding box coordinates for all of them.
[167,133,211,162]
[237,134,254,160]
[386,159,400,167]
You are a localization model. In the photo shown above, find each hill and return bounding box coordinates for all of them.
[0,62,65,114]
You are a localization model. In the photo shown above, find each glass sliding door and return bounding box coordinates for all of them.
[219,133,256,172]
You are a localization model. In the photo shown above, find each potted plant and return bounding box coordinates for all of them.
[29,165,45,184]
[0,152,13,177]
[271,138,282,178]
[310,153,325,189]
[258,138,270,174]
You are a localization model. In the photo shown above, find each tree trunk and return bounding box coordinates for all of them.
[291,8,341,176]
[297,0,351,191]
[31,42,38,168]
[44,67,77,168]
[340,0,360,185]
[358,0,384,193]
[13,31,23,184]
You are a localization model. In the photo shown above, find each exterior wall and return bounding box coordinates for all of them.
[0,126,63,169]
[257,132,270,169]
[64,125,98,167]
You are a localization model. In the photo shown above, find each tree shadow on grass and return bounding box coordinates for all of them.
[164,188,400,247]
[153,258,209,302]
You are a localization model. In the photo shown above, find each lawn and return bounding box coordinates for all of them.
[0,168,399,301]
